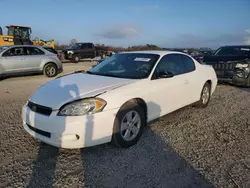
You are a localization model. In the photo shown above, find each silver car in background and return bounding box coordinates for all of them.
[0,45,63,78]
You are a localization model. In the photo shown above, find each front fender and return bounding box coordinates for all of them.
[98,80,151,111]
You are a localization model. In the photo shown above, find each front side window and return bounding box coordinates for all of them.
[81,43,89,49]
[153,54,185,79]
[88,53,160,79]
[68,43,81,50]
[2,47,25,56]
[25,47,45,55]
[44,47,58,54]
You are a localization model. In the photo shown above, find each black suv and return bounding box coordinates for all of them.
[62,42,108,63]
[203,45,250,87]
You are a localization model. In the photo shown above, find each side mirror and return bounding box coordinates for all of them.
[158,71,174,78]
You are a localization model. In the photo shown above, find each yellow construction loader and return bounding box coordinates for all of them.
[0,25,55,48]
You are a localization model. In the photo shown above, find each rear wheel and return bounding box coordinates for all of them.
[195,82,211,108]
[112,102,146,148]
[43,63,58,77]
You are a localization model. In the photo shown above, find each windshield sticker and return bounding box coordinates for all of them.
[134,58,151,62]
[240,48,250,51]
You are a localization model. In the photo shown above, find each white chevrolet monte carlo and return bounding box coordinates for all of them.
[22,51,217,149]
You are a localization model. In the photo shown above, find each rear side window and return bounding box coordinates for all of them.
[181,55,195,73]
[44,47,58,54]
[2,47,25,56]
[26,47,45,55]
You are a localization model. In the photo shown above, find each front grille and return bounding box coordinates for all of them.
[27,124,51,138]
[212,62,235,71]
[27,101,52,116]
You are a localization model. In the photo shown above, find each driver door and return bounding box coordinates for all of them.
[145,54,189,120]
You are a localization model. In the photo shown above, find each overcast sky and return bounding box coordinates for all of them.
[1,0,250,49]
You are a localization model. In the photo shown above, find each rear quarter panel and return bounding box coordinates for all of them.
[198,64,218,94]
[39,56,62,71]
[0,62,4,74]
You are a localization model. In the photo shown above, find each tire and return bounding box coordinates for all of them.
[112,102,146,148]
[195,82,211,108]
[43,63,58,77]
[73,54,80,63]
[245,74,250,87]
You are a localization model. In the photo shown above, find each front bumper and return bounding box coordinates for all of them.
[22,104,119,149]
[63,51,73,60]
[216,69,249,86]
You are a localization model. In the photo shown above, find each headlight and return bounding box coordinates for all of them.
[235,63,249,68]
[67,51,73,54]
[58,98,107,116]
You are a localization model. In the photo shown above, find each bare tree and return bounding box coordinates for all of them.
[70,39,77,45]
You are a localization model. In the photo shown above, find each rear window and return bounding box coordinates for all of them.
[44,47,58,54]
[214,47,250,56]
[0,46,10,52]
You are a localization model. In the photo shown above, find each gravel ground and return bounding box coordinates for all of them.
[0,62,249,188]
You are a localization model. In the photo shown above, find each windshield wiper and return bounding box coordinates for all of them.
[86,71,93,74]
[74,70,86,73]
[87,72,121,78]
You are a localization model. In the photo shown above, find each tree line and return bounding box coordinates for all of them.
[54,39,213,54]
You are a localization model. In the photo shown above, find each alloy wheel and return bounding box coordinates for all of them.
[120,110,141,141]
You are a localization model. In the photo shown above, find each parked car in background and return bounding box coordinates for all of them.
[62,42,108,63]
[95,51,119,65]
[191,50,213,63]
[0,45,63,78]
[22,50,217,149]
[203,45,250,87]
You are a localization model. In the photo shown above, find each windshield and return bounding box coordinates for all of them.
[68,43,81,49]
[214,47,250,56]
[8,27,30,39]
[88,53,160,79]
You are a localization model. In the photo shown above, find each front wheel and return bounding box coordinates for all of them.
[43,63,58,77]
[112,102,146,148]
[195,82,211,108]
[244,74,250,87]
[73,54,80,63]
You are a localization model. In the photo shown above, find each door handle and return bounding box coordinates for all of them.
[184,80,189,84]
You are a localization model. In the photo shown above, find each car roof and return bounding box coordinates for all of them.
[119,50,188,56]
[220,45,250,48]
[0,45,44,48]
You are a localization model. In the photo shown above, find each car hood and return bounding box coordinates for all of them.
[29,73,136,109]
